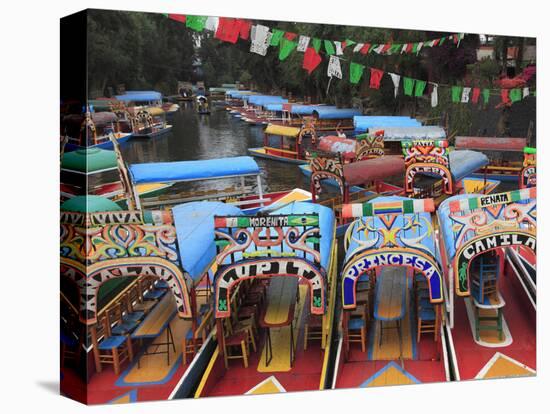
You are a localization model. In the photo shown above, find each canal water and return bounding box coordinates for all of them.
[119,103,310,195]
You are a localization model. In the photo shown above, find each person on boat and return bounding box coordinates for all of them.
[336,122,346,138]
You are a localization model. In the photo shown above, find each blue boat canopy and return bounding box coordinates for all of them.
[354,116,422,132]
[129,156,261,184]
[449,150,489,181]
[172,201,243,283]
[367,126,446,141]
[289,105,334,115]
[115,91,162,102]
[225,90,255,98]
[265,103,284,111]
[313,107,362,119]
[246,95,288,106]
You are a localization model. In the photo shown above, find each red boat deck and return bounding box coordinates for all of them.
[449,258,536,381]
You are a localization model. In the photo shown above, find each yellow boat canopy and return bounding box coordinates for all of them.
[146,107,165,116]
[264,124,301,138]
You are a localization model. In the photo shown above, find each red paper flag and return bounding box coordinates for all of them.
[239,20,251,40]
[432,39,440,47]
[303,47,322,74]
[168,14,186,23]
[284,32,298,41]
[360,43,371,55]
[471,87,480,104]
[404,43,413,53]
[215,17,240,43]
[501,89,511,105]
[380,43,391,54]
[369,68,384,89]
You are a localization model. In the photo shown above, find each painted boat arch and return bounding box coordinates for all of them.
[438,188,536,297]
[519,147,536,189]
[340,196,443,309]
[211,211,329,319]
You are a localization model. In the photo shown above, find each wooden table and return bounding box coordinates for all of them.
[259,277,299,367]
[132,293,177,367]
[373,267,407,361]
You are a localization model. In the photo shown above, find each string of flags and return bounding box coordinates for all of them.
[166,14,535,107]
[167,14,465,56]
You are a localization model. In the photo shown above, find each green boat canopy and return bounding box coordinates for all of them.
[61,195,122,213]
[61,148,118,174]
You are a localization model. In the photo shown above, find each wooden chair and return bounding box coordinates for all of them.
[107,304,139,336]
[346,305,368,352]
[417,300,438,342]
[303,313,324,350]
[131,279,157,313]
[222,318,249,368]
[471,255,499,303]
[60,316,81,368]
[91,317,133,375]
[182,310,213,365]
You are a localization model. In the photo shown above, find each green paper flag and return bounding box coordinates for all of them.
[345,39,356,47]
[186,15,207,32]
[279,38,297,61]
[349,62,365,84]
[452,86,462,103]
[412,43,420,54]
[509,88,522,103]
[403,77,415,96]
[270,29,285,47]
[482,88,491,104]
[388,44,401,54]
[414,80,427,97]
[324,40,335,55]
[312,38,321,53]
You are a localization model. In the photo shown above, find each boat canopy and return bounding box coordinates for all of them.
[455,136,527,152]
[264,123,301,137]
[448,150,489,181]
[63,112,118,126]
[344,155,405,185]
[60,195,123,213]
[225,90,256,98]
[88,99,119,110]
[437,189,536,296]
[265,103,284,111]
[173,201,243,283]
[129,156,261,184]
[313,107,362,119]
[341,195,443,308]
[61,148,117,174]
[246,95,288,106]
[115,91,162,102]
[354,116,422,132]
[368,126,446,141]
[290,105,334,115]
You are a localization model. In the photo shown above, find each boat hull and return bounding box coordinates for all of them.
[248,147,307,165]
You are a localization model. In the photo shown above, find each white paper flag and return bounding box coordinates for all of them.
[204,17,219,32]
[461,87,471,103]
[401,44,409,54]
[353,43,364,53]
[334,41,343,56]
[416,42,424,55]
[297,35,310,52]
[327,55,342,79]
[373,44,385,54]
[431,84,439,107]
[389,73,401,97]
[250,25,271,56]
[523,87,530,98]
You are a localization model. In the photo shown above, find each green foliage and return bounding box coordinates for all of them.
[87,10,195,97]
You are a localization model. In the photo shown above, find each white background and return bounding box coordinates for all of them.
[0,0,547,412]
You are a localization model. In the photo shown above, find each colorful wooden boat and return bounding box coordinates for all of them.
[128,106,173,138]
[60,146,172,205]
[333,196,450,387]
[125,154,311,213]
[60,196,244,403]
[248,123,317,164]
[454,136,529,182]
[62,111,133,150]
[437,188,536,380]
[193,202,338,397]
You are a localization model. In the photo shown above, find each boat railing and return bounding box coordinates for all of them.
[140,186,256,208]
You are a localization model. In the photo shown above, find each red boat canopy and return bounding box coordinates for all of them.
[343,155,405,186]
[455,136,527,152]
